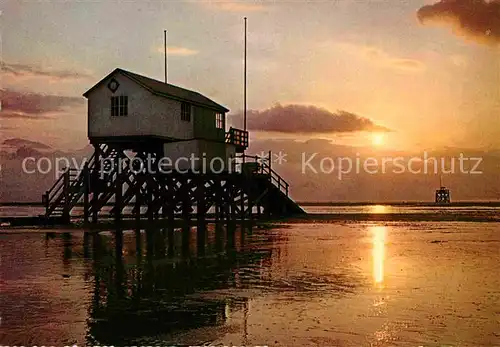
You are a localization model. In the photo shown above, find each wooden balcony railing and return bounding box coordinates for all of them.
[225,127,249,150]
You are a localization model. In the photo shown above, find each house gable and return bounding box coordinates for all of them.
[86,70,194,141]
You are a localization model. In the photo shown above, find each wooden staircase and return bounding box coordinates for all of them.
[42,145,101,221]
[237,154,305,216]
[42,169,81,220]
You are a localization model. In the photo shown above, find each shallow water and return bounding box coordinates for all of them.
[2,204,500,218]
[1,222,499,346]
[304,205,500,215]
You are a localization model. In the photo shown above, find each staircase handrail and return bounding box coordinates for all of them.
[44,151,97,217]
[48,179,65,202]
[262,163,289,196]
[44,169,70,216]
[45,170,66,199]
[235,154,289,196]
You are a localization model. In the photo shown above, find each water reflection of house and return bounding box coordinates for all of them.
[85,227,272,345]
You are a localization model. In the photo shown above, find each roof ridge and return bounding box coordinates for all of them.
[84,67,229,113]
[118,68,188,90]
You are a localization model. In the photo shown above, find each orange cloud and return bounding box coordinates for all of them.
[337,43,426,72]
[202,1,267,12]
[0,89,84,119]
[1,62,93,80]
[156,46,199,56]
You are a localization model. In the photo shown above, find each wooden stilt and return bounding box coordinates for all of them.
[91,144,101,224]
[145,228,154,258]
[181,223,190,257]
[147,177,154,223]
[240,179,245,221]
[83,163,90,224]
[135,175,142,223]
[83,231,90,258]
[215,221,224,253]
[135,229,142,257]
[63,169,70,223]
[115,165,122,224]
[197,177,206,256]
[167,222,174,258]
[114,229,124,297]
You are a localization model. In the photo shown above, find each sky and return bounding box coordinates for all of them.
[1,0,499,151]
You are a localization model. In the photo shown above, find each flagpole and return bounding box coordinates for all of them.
[244,17,247,133]
[164,30,168,83]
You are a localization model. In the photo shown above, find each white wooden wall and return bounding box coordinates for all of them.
[87,71,193,140]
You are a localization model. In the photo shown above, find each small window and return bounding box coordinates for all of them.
[181,102,191,122]
[215,112,224,129]
[111,95,128,117]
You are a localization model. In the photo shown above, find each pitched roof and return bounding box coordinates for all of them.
[83,68,229,112]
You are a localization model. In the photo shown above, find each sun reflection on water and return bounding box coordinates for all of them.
[371,226,386,285]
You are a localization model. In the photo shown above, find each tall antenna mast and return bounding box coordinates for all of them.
[244,17,247,132]
[164,30,168,83]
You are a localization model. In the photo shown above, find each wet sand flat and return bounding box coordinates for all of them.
[1,221,499,346]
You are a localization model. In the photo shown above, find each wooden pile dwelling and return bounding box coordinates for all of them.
[42,68,305,224]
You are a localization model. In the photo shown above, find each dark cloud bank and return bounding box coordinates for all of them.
[2,138,52,150]
[2,62,93,80]
[417,0,500,44]
[231,104,391,134]
[0,89,84,119]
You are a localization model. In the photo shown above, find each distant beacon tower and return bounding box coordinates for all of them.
[435,176,451,204]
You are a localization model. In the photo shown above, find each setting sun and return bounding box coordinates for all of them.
[372,133,384,146]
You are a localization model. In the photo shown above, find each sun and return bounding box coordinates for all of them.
[372,133,384,146]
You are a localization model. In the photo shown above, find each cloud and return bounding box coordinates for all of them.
[232,104,391,134]
[0,89,85,119]
[156,46,199,56]
[202,1,267,12]
[2,138,52,150]
[417,0,500,44]
[1,62,93,80]
[338,43,426,72]
[392,59,426,71]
